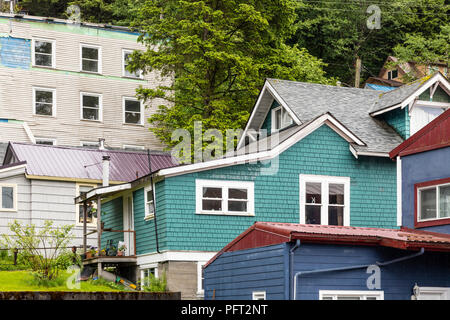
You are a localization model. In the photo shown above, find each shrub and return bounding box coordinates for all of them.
[141,271,167,293]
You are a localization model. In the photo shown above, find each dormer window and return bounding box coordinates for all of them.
[387,69,398,80]
[271,106,293,132]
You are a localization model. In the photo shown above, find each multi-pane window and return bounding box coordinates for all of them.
[33,39,54,68]
[0,185,16,211]
[35,138,56,145]
[33,88,56,116]
[418,183,450,222]
[81,44,101,73]
[272,106,293,132]
[81,93,102,121]
[77,184,97,225]
[123,49,142,78]
[300,175,350,226]
[387,69,398,80]
[144,185,154,220]
[123,98,143,125]
[196,180,254,216]
[141,267,157,288]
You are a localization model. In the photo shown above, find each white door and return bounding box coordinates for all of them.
[123,194,135,256]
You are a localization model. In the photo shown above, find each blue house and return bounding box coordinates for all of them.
[390,108,450,234]
[76,73,450,299]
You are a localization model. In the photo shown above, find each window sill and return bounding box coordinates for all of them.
[33,114,56,119]
[123,122,145,127]
[32,64,56,70]
[144,214,155,221]
[80,70,102,76]
[122,75,145,81]
[415,217,450,228]
[0,208,17,212]
[80,119,103,123]
[196,211,255,217]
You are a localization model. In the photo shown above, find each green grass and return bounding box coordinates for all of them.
[0,271,126,292]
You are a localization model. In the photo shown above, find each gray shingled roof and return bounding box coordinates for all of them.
[369,76,430,114]
[266,79,404,153]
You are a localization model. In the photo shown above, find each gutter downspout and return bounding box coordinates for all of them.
[292,247,425,300]
[289,240,301,300]
[147,149,160,253]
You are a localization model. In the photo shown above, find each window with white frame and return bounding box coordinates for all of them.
[144,185,155,220]
[0,184,16,211]
[252,291,266,300]
[32,38,55,68]
[417,182,450,222]
[35,137,56,145]
[141,267,158,288]
[76,184,97,226]
[271,106,293,132]
[300,175,350,226]
[196,180,254,216]
[122,49,143,79]
[33,87,56,117]
[80,44,101,73]
[319,290,384,300]
[81,92,102,121]
[123,97,143,125]
[197,262,206,296]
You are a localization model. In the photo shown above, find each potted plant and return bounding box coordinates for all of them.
[100,249,106,256]
[117,244,126,256]
[86,248,96,259]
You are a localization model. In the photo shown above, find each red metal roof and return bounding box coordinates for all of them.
[205,222,450,268]
[390,108,450,158]
[6,142,177,182]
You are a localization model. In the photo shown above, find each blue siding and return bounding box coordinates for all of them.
[292,243,450,300]
[204,243,288,300]
[101,197,124,249]
[0,37,31,69]
[159,124,397,254]
[205,242,450,300]
[402,147,450,233]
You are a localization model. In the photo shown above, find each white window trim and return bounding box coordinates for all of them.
[417,182,450,223]
[414,286,450,300]
[144,184,155,221]
[122,96,144,126]
[271,105,293,133]
[80,92,103,122]
[0,184,18,212]
[32,38,56,68]
[197,261,206,297]
[140,265,159,290]
[35,137,57,145]
[122,49,143,79]
[195,179,255,216]
[80,43,102,74]
[299,174,350,226]
[75,183,98,228]
[319,290,384,300]
[32,87,56,117]
[252,291,267,300]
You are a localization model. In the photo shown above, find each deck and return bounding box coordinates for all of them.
[83,255,137,267]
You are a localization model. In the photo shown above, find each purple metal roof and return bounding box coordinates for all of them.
[8,143,177,182]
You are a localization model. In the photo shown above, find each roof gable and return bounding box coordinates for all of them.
[389,108,450,158]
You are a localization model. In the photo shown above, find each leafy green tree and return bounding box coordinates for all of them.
[127,0,334,150]
[391,24,449,80]
[291,0,449,86]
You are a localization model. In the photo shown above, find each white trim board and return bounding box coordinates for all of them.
[136,250,217,267]
[157,113,366,178]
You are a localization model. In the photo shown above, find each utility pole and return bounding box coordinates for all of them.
[355,57,362,88]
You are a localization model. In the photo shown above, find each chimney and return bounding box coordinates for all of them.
[102,155,110,187]
[99,138,106,150]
